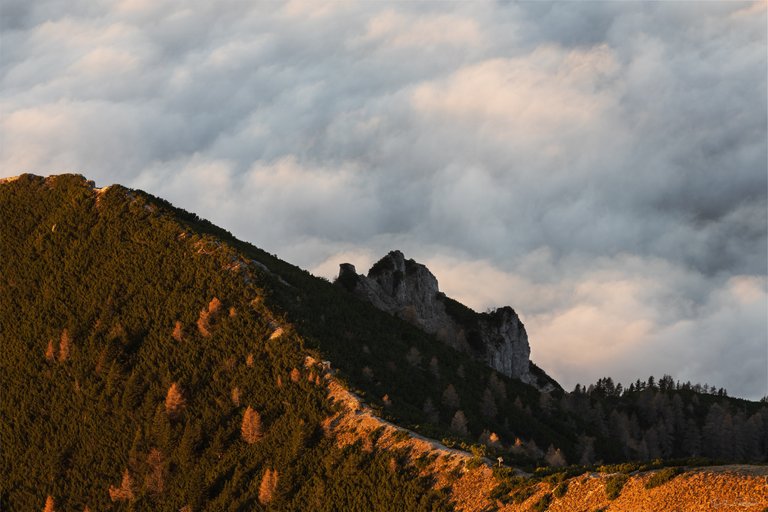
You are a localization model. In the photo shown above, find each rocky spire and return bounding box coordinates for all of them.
[338,251,558,392]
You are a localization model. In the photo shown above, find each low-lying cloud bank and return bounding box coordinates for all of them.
[2,1,766,398]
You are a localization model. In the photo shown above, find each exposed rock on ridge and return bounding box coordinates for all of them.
[337,251,558,392]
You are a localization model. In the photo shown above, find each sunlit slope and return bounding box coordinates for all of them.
[0,174,453,510]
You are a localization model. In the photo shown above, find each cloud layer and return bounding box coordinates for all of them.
[2,1,766,398]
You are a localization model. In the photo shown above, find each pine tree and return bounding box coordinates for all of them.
[442,384,460,409]
[45,340,55,362]
[423,398,439,424]
[172,320,183,342]
[231,387,240,406]
[450,410,469,436]
[58,328,71,362]
[682,418,701,456]
[545,445,567,467]
[178,421,202,469]
[429,357,440,379]
[241,406,263,444]
[258,468,279,504]
[43,495,55,512]
[208,297,222,314]
[577,435,596,465]
[197,309,211,337]
[405,346,421,367]
[481,388,497,419]
[165,382,185,418]
[196,297,222,337]
[702,403,726,458]
[145,448,166,495]
[109,469,135,502]
[488,373,506,400]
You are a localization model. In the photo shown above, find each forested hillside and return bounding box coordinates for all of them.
[1,174,766,510]
[0,174,452,510]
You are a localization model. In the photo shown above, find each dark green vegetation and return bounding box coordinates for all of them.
[530,493,552,512]
[644,467,682,489]
[0,175,451,510]
[605,474,629,500]
[2,174,767,509]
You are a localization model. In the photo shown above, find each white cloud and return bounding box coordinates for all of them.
[363,10,484,49]
[1,1,765,399]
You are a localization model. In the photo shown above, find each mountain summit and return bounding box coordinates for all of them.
[338,251,558,392]
[337,250,561,392]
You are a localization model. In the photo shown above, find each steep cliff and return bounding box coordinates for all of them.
[337,251,559,392]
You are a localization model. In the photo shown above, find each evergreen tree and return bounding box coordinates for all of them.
[405,346,421,367]
[450,410,468,436]
[442,384,460,410]
[58,328,71,362]
[682,418,701,457]
[164,382,185,419]
[45,340,55,362]
[241,406,264,444]
[481,388,497,419]
[172,320,183,342]
[258,468,279,505]
[145,448,166,495]
[109,469,135,502]
[429,357,440,380]
[545,445,567,467]
[422,398,439,424]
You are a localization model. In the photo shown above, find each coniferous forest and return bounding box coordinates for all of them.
[1,174,766,510]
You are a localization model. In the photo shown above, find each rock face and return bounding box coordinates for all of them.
[337,251,558,392]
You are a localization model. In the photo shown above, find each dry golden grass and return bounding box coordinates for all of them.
[543,468,768,512]
[315,357,768,512]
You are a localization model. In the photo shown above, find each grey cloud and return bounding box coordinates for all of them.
[1,1,765,398]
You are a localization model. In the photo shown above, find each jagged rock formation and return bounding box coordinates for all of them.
[337,250,558,392]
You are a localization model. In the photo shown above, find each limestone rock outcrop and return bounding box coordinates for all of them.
[337,251,558,392]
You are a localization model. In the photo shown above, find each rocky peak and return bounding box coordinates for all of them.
[337,251,558,392]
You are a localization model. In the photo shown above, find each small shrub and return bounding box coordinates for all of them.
[492,466,514,480]
[605,474,629,500]
[645,467,681,489]
[414,454,430,470]
[597,462,639,474]
[531,493,552,511]
[369,426,386,443]
[510,484,537,504]
[392,430,410,442]
[489,477,527,503]
[553,481,568,498]
[466,456,484,470]
[441,438,457,448]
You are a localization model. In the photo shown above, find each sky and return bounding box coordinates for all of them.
[2,0,766,400]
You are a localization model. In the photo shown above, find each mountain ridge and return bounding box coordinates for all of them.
[337,250,559,392]
[2,174,766,511]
